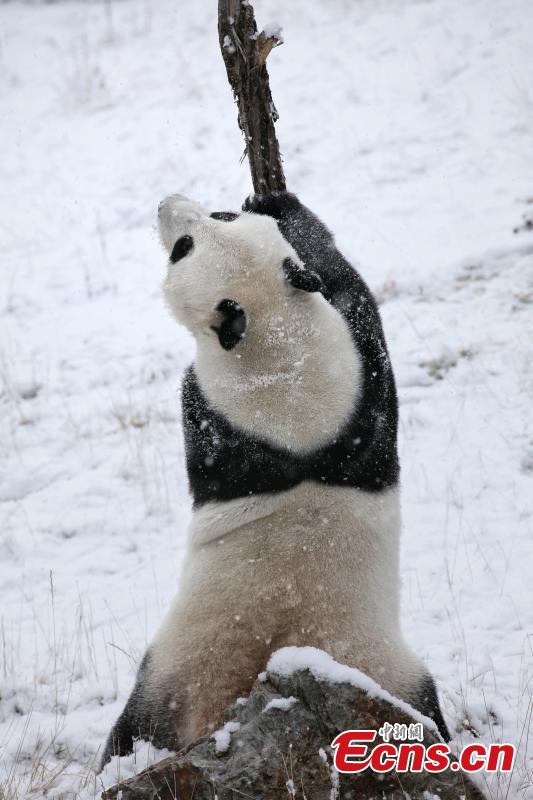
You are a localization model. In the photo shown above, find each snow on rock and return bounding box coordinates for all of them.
[267,647,438,734]
[212,720,241,754]
[262,695,298,713]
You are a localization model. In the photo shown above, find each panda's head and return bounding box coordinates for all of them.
[158,194,362,453]
[158,194,323,351]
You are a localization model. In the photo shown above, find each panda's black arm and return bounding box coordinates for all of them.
[243,192,355,293]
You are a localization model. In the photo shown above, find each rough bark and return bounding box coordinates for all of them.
[218,0,286,193]
[102,667,485,800]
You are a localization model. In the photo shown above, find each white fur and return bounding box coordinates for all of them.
[149,482,426,745]
[159,194,362,453]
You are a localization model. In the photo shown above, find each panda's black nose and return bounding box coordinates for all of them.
[210,299,247,351]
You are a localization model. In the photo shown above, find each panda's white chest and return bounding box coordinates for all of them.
[194,292,362,455]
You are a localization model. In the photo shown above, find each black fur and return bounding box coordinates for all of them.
[100,651,178,767]
[183,192,399,507]
[210,298,247,351]
[170,234,194,264]
[282,256,324,294]
[414,674,451,742]
[210,211,239,222]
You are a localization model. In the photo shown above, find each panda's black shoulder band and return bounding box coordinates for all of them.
[282,257,324,295]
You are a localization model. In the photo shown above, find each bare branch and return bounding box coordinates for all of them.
[218,0,286,194]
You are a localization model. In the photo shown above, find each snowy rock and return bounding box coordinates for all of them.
[102,659,485,800]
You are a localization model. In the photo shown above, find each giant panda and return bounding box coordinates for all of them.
[101,191,449,766]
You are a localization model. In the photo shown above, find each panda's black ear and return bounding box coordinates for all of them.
[210,211,239,222]
[282,257,324,294]
[210,299,247,351]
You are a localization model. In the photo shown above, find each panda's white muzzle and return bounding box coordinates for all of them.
[158,194,210,255]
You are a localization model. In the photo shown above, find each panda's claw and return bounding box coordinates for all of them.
[242,193,266,213]
[282,257,324,295]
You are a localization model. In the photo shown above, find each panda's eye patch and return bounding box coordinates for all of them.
[170,235,194,263]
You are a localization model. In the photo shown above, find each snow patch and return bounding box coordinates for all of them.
[262,696,298,713]
[263,21,284,43]
[89,740,175,797]
[212,720,241,754]
[267,647,438,734]
[222,34,235,54]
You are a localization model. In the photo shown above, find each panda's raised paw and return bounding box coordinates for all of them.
[283,257,325,295]
[243,191,301,219]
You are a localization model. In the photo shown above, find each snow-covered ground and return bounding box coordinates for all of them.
[0,0,531,797]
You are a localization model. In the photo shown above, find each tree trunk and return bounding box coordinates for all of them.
[218,0,286,193]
